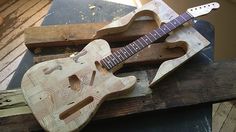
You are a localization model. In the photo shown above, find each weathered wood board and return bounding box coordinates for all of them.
[94,0,210,86]
[24,0,210,88]
[1,59,236,131]
[20,0,214,131]
[24,20,158,49]
[33,43,186,65]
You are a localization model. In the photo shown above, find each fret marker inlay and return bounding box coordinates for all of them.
[100,12,193,70]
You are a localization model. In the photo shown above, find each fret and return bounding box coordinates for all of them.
[183,12,192,20]
[162,26,168,32]
[180,15,187,21]
[175,18,181,24]
[169,21,176,28]
[101,60,110,69]
[149,32,157,39]
[123,47,131,56]
[119,49,128,58]
[114,52,122,61]
[132,42,140,50]
[137,39,145,48]
[121,49,128,58]
[145,35,152,42]
[141,37,148,45]
[127,45,134,54]
[108,55,116,67]
[153,30,161,37]
[176,16,185,24]
[134,41,141,50]
[143,37,151,43]
[105,57,113,68]
[159,28,165,34]
[111,54,119,64]
[130,43,138,52]
[117,50,125,60]
[109,55,116,64]
[100,12,193,70]
[164,24,171,31]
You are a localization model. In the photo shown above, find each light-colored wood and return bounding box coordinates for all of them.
[24,20,159,48]
[0,0,47,40]
[0,89,31,117]
[0,3,51,50]
[0,34,24,60]
[1,59,236,130]
[1,0,28,18]
[220,104,236,132]
[0,0,17,12]
[0,43,26,71]
[21,39,136,131]
[212,102,233,132]
[0,1,52,91]
[0,51,25,83]
[213,103,220,117]
[94,0,210,86]
[0,72,14,90]
[187,2,220,17]
[21,1,213,131]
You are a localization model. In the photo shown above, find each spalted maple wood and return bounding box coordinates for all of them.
[21,40,136,131]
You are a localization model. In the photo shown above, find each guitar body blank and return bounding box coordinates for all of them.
[21,39,136,131]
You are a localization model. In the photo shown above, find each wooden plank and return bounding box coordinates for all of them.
[220,103,236,132]
[0,0,49,40]
[0,11,49,61]
[1,0,28,18]
[0,0,17,12]
[0,34,24,60]
[0,89,31,116]
[33,43,186,66]
[24,20,158,49]
[12,0,41,17]
[0,51,26,83]
[0,72,14,90]
[1,59,236,130]
[212,102,233,132]
[0,3,51,50]
[212,103,220,117]
[0,44,26,71]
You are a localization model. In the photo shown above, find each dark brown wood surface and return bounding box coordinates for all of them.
[24,20,158,49]
[1,59,236,130]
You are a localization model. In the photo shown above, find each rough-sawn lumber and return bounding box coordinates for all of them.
[1,59,236,130]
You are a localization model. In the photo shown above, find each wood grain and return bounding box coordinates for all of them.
[1,59,236,131]
[0,0,49,40]
[33,42,186,66]
[21,40,137,131]
[24,20,158,49]
[0,0,28,18]
[0,3,51,50]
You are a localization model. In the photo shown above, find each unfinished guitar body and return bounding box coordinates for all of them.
[21,39,136,131]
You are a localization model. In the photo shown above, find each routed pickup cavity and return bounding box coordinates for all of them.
[59,96,94,120]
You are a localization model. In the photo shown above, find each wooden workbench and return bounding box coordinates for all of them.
[1,0,236,131]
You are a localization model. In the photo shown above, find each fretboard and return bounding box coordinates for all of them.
[100,12,193,70]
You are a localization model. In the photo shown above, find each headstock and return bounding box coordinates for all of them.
[187,2,220,17]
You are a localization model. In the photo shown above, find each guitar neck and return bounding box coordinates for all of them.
[100,12,193,70]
